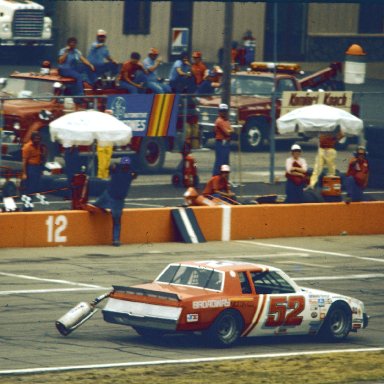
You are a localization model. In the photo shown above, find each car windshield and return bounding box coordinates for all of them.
[0,78,55,100]
[231,75,273,96]
[156,264,223,291]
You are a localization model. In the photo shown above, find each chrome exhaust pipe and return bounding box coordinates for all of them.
[55,293,110,336]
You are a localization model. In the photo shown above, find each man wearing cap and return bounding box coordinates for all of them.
[196,65,223,95]
[285,144,308,203]
[345,146,369,202]
[119,52,148,94]
[22,131,47,197]
[203,164,237,204]
[143,48,171,94]
[87,29,118,86]
[212,103,234,175]
[191,51,207,86]
[169,51,196,93]
[84,157,138,247]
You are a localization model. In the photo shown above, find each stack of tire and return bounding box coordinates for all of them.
[364,125,384,188]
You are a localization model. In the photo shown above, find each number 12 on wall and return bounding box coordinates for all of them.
[46,215,68,243]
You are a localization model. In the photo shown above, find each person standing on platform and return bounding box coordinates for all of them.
[212,103,233,176]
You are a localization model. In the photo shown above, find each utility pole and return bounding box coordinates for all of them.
[221,2,233,106]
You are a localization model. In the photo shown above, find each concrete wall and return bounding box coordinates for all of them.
[1,202,384,248]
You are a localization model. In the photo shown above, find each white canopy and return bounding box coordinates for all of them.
[277,104,363,136]
[49,110,132,147]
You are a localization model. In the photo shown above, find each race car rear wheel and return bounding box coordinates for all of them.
[207,309,243,347]
[319,302,351,341]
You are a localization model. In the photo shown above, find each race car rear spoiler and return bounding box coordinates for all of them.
[112,285,181,302]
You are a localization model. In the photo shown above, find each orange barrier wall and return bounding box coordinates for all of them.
[0,202,384,248]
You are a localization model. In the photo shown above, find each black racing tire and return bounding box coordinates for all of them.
[240,118,268,152]
[206,309,243,347]
[318,302,351,341]
[133,326,166,339]
[137,137,166,173]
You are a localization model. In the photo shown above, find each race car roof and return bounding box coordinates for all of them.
[172,260,278,273]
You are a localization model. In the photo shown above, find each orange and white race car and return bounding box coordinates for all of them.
[100,260,368,347]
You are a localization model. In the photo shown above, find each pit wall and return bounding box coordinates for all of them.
[1,202,384,248]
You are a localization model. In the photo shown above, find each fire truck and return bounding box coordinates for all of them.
[0,0,52,46]
[198,62,359,151]
[0,66,176,173]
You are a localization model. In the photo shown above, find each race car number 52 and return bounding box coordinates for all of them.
[265,296,305,327]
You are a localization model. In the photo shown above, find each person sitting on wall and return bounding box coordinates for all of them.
[143,48,171,94]
[285,144,309,204]
[345,146,369,202]
[118,52,148,94]
[87,29,119,86]
[169,51,196,93]
[58,37,95,101]
[196,65,223,95]
[203,164,237,204]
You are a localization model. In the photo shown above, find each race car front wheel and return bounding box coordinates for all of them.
[319,302,351,341]
[207,309,243,347]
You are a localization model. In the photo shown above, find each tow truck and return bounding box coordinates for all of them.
[198,62,359,151]
[0,65,176,173]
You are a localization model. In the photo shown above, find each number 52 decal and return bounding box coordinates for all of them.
[265,296,305,327]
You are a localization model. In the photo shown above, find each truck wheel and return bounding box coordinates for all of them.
[137,137,166,173]
[240,119,267,152]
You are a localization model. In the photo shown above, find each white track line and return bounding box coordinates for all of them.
[294,273,384,281]
[0,347,382,376]
[0,288,108,295]
[0,272,106,288]
[235,240,384,263]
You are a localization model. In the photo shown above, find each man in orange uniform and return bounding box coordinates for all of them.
[212,103,234,175]
[191,51,207,87]
[345,146,369,202]
[308,129,343,189]
[119,52,147,93]
[22,131,47,196]
[203,164,236,203]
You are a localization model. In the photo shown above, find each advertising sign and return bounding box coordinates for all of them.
[107,94,180,137]
[281,91,353,115]
[171,28,189,55]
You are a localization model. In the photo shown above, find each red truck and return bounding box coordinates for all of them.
[0,67,177,173]
[198,62,359,151]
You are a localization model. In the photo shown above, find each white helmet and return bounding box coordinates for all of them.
[220,164,230,172]
[291,144,302,151]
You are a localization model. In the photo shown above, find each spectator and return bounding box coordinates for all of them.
[143,48,171,94]
[58,37,95,100]
[285,144,308,203]
[196,65,223,95]
[169,51,195,93]
[22,132,47,197]
[308,128,344,189]
[87,29,119,86]
[84,156,138,247]
[212,103,233,175]
[345,146,369,202]
[119,52,147,94]
[203,164,237,204]
[191,51,207,86]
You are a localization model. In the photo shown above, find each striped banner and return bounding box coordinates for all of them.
[106,94,179,137]
[147,94,177,137]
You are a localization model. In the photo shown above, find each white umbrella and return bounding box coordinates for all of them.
[49,110,132,147]
[277,104,363,136]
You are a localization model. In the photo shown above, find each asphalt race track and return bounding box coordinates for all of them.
[0,235,383,375]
